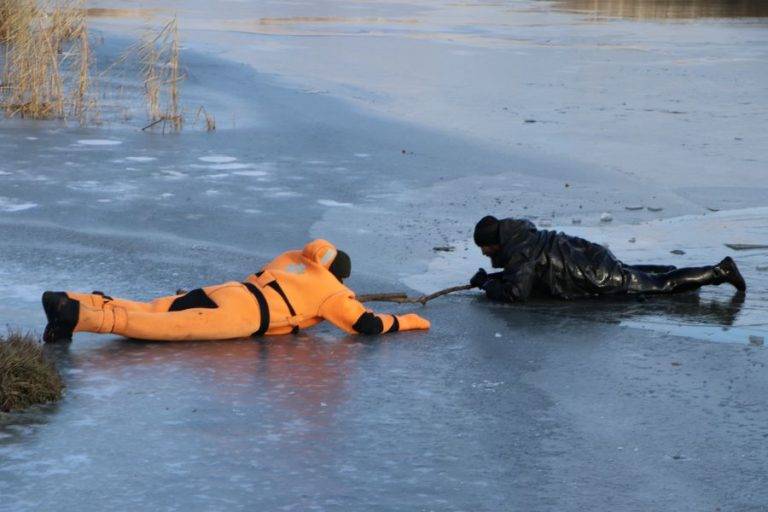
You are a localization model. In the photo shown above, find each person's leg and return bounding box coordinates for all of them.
[74,282,262,341]
[627,266,717,294]
[626,257,746,294]
[65,291,179,312]
[43,288,221,342]
[625,264,677,274]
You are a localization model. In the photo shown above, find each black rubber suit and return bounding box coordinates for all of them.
[476,218,744,302]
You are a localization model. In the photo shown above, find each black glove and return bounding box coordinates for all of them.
[483,279,508,302]
[470,268,489,288]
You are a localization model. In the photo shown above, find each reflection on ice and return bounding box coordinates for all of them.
[504,291,748,343]
[552,0,768,19]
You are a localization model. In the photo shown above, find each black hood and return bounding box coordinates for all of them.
[329,250,352,281]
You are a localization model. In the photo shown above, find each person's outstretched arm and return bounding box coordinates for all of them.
[471,261,536,302]
[319,291,431,335]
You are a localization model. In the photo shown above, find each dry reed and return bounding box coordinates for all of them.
[138,17,183,132]
[0,330,63,413]
[1,4,209,131]
[0,0,94,123]
[194,105,215,131]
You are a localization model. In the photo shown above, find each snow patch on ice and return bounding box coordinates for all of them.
[67,181,136,194]
[207,162,253,170]
[159,170,187,179]
[271,191,302,198]
[318,199,353,207]
[0,197,37,212]
[232,170,269,177]
[77,139,122,146]
[198,155,237,163]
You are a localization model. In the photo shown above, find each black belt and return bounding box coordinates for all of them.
[265,280,300,334]
[243,282,270,337]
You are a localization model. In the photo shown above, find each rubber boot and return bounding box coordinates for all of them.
[42,291,80,343]
[646,258,746,294]
[628,262,740,295]
[713,257,747,292]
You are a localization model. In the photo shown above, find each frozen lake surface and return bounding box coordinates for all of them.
[1,0,767,510]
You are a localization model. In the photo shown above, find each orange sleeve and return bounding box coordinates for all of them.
[319,292,430,335]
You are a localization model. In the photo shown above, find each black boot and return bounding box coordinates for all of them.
[713,257,747,292]
[627,263,739,295]
[42,291,80,343]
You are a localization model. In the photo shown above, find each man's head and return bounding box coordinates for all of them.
[329,250,352,282]
[474,215,501,256]
[474,215,507,267]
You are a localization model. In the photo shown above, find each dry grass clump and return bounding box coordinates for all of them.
[0,0,94,123]
[0,331,63,413]
[138,17,183,132]
[1,3,210,131]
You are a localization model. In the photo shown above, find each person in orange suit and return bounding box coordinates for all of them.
[42,239,431,342]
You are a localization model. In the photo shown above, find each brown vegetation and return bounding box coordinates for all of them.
[1,2,210,131]
[0,331,63,413]
[85,7,159,20]
[0,0,94,123]
[554,0,768,20]
[138,17,183,132]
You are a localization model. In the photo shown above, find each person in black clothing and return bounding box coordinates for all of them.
[469,215,746,303]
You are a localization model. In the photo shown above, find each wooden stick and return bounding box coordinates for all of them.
[175,286,473,305]
[357,292,410,303]
[359,284,473,305]
[415,284,473,305]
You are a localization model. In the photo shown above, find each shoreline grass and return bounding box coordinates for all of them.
[0,331,64,413]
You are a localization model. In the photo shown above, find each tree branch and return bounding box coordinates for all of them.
[359,284,473,305]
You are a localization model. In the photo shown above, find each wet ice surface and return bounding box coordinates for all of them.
[2,1,768,511]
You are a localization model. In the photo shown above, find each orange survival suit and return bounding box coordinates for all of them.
[67,239,430,340]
